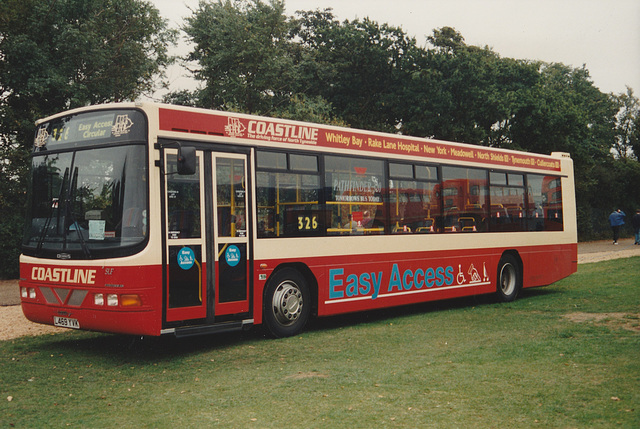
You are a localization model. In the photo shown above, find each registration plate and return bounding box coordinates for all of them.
[54,316,80,329]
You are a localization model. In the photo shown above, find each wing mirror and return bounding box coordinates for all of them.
[176,144,196,175]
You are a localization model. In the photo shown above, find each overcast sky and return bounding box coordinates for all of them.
[151,0,640,98]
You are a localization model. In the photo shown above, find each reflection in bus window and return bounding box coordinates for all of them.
[389,163,440,233]
[167,154,201,239]
[441,166,488,233]
[255,153,564,238]
[489,172,526,232]
[217,158,246,238]
[23,146,149,257]
[527,174,563,231]
[325,156,384,235]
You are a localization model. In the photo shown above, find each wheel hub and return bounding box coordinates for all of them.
[272,282,303,325]
[500,263,516,295]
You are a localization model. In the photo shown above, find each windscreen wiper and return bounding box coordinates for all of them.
[63,166,92,258]
[36,167,68,255]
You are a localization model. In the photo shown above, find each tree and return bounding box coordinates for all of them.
[0,0,176,278]
[1,0,176,149]
[182,3,416,130]
[509,63,616,160]
[504,63,621,239]
[184,0,295,114]
[292,10,415,132]
[274,93,346,126]
[613,87,640,160]
[397,27,541,147]
[0,142,29,278]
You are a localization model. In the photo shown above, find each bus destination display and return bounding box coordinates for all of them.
[34,110,144,150]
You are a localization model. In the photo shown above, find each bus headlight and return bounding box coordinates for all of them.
[29,288,36,299]
[107,294,118,306]
[94,294,104,306]
[21,288,28,298]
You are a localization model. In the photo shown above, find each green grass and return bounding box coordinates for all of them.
[2,258,639,428]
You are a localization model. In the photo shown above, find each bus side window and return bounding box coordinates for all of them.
[167,155,201,239]
[325,156,385,236]
[389,163,440,234]
[441,166,488,233]
[256,151,322,238]
[216,158,247,238]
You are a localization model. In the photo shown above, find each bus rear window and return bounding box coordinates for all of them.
[527,174,563,231]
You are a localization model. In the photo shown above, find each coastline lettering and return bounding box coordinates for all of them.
[248,120,318,144]
[31,267,97,285]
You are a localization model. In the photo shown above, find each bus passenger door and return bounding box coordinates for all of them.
[211,154,250,316]
[164,149,208,322]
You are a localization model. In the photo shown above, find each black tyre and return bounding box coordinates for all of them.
[496,254,522,302]
[263,268,311,338]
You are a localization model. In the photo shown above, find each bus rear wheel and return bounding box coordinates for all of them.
[496,254,521,302]
[263,268,311,338]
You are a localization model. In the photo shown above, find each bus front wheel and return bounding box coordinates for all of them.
[263,268,311,338]
[496,254,521,302]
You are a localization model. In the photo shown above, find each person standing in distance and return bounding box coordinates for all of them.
[608,208,626,245]
[632,209,640,245]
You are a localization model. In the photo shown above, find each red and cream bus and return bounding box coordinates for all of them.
[20,102,577,338]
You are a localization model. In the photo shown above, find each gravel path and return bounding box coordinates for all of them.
[2,238,639,341]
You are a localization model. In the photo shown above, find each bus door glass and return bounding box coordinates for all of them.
[164,149,207,322]
[212,154,250,315]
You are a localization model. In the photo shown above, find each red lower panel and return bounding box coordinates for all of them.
[21,302,160,336]
[20,263,163,336]
[521,243,577,288]
[19,243,577,334]
[254,243,577,320]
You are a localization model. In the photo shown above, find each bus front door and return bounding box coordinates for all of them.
[163,150,251,327]
[164,149,208,323]
[211,154,250,316]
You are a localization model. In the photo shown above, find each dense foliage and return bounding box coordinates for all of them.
[0,0,176,277]
[1,0,638,277]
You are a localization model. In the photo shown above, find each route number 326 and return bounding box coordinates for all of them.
[297,216,318,231]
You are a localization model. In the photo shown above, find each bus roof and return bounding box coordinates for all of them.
[37,102,566,172]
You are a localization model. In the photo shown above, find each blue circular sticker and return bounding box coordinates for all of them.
[225,245,241,267]
[177,247,195,270]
